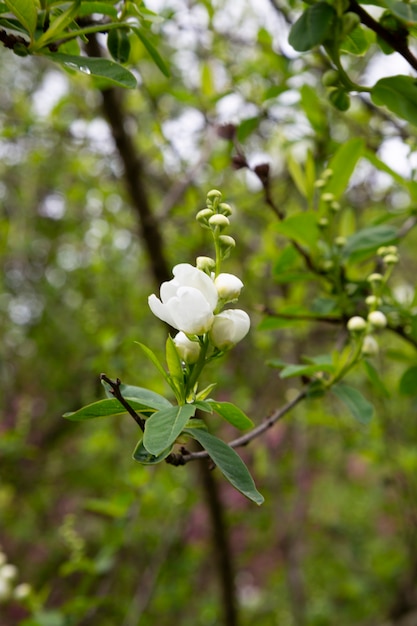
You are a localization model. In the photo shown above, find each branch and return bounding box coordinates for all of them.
[100,374,146,431]
[349,0,417,73]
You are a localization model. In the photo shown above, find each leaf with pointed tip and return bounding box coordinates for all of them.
[207,401,254,430]
[5,0,37,37]
[132,439,173,464]
[332,384,374,424]
[63,398,148,421]
[42,53,137,89]
[185,428,264,505]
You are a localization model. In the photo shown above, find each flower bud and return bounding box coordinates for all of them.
[383,253,399,265]
[219,202,232,216]
[362,335,379,357]
[0,564,17,581]
[174,332,201,364]
[196,208,214,225]
[368,273,383,284]
[347,316,367,333]
[0,577,11,603]
[330,201,341,212]
[218,235,236,250]
[322,168,333,180]
[14,583,32,601]
[365,295,380,308]
[209,214,230,229]
[368,310,387,329]
[322,192,335,203]
[196,256,216,273]
[335,236,346,248]
[314,179,326,188]
[215,273,243,301]
[210,309,250,350]
[207,189,222,201]
[318,217,329,228]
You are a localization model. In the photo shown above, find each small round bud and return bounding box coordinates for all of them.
[14,583,32,601]
[322,70,339,87]
[362,335,379,357]
[385,245,398,255]
[330,201,341,212]
[209,214,230,228]
[328,87,351,111]
[367,273,383,284]
[321,260,334,271]
[196,208,214,224]
[219,203,232,216]
[322,168,333,180]
[383,253,399,265]
[368,310,387,329]
[365,295,380,307]
[218,235,236,250]
[347,316,367,333]
[314,179,326,188]
[318,217,329,228]
[196,256,216,273]
[377,246,388,257]
[0,564,18,581]
[174,332,201,364]
[335,236,346,247]
[322,192,335,203]
[207,189,222,200]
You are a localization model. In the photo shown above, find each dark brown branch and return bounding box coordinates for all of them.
[100,373,145,431]
[349,0,417,73]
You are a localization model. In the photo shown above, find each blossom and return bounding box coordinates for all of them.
[210,309,250,350]
[149,264,218,334]
[174,332,201,364]
[214,273,243,301]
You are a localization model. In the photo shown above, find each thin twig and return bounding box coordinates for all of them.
[100,374,146,431]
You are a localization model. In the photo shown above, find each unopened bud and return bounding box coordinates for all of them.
[362,335,379,357]
[196,208,214,224]
[322,192,335,203]
[383,253,399,265]
[365,295,380,308]
[209,214,230,228]
[368,273,383,284]
[196,256,216,272]
[347,316,367,333]
[335,236,346,247]
[368,310,387,329]
[207,189,222,200]
[219,203,232,216]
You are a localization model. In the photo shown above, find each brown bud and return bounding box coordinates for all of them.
[217,124,236,140]
[231,154,248,170]
[254,163,270,184]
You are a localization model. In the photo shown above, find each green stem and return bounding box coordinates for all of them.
[186,336,209,399]
[31,21,132,52]
[325,337,364,389]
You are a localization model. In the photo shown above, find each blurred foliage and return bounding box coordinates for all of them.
[2,1,417,625]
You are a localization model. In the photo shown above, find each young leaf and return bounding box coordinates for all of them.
[107,27,131,64]
[132,26,170,77]
[5,0,37,38]
[280,362,335,379]
[42,53,137,89]
[63,398,148,421]
[207,401,254,430]
[371,76,417,126]
[331,383,374,424]
[325,138,364,198]
[289,2,336,52]
[362,360,390,398]
[343,224,398,259]
[185,428,264,505]
[275,211,320,249]
[33,0,81,50]
[136,342,170,383]
[166,335,184,383]
[143,405,197,455]
[101,381,172,411]
[132,439,173,464]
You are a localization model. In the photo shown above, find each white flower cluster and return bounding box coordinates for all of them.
[0,548,31,604]
[149,263,250,362]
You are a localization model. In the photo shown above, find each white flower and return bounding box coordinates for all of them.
[14,583,32,601]
[0,577,11,603]
[149,264,218,334]
[174,332,201,364]
[214,273,243,301]
[0,564,17,581]
[210,309,250,350]
[367,310,387,329]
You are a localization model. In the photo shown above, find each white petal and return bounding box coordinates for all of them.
[168,287,214,334]
[148,294,177,328]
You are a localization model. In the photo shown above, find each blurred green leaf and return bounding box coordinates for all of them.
[5,0,37,37]
[132,26,170,76]
[332,383,374,424]
[399,364,417,395]
[372,75,417,125]
[289,2,336,51]
[325,138,364,198]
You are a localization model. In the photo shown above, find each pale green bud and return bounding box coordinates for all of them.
[335,236,346,247]
[322,192,335,203]
[322,168,333,180]
[219,202,232,216]
[365,295,380,308]
[368,273,383,284]
[218,235,236,249]
[209,214,230,228]
[196,256,216,273]
[207,189,222,200]
[368,310,387,329]
[196,208,214,224]
[314,179,326,188]
[318,217,329,228]
[362,335,379,357]
[14,583,32,601]
[383,253,399,265]
[330,201,341,212]
[347,316,367,333]
[0,564,17,581]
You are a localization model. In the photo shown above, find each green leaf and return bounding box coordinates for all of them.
[288,2,336,52]
[280,362,335,379]
[143,404,197,455]
[136,342,170,383]
[275,211,320,248]
[185,428,264,505]
[192,400,213,413]
[195,382,217,401]
[325,138,364,198]
[371,75,417,126]
[380,0,417,24]
[101,382,172,411]
[287,153,307,197]
[78,2,118,18]
[340,25,372,56]
[362,359,390,398]
[399,364,417,395]
[132,439,173,464]
[132,26,170,77]
[107,27,131,64]
[4,0,37,37]
[237,116,260,142]
[364,149,417,200]
[331,383,374,424]
[42,53,137,89]
[343,224,398,259]
[166,335,184,383]
[34,0,81,49]
[63,398,148,421]
[207,401,254,430]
